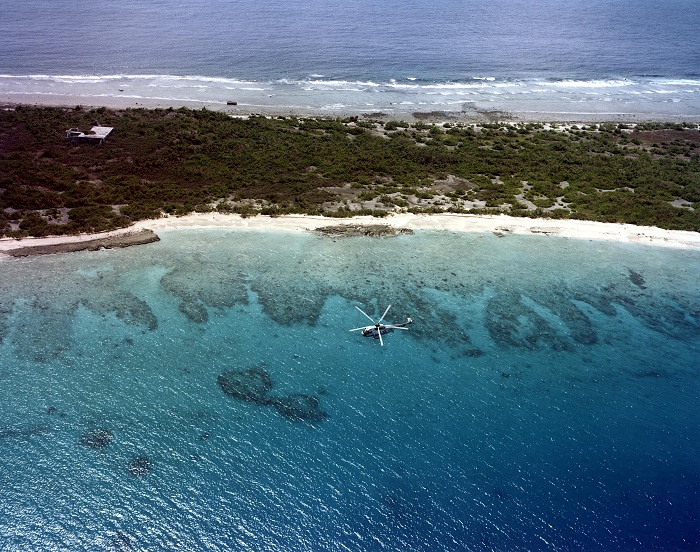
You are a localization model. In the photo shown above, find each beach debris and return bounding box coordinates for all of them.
[127,455,153,477]
[529,227,561,235]
[80,428,113,449]
[314,224,413,238]
[493,226,513,238]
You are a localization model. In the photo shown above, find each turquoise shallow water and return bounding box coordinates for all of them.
[0,229,698,551]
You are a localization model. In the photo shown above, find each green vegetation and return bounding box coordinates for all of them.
[1,105,699,236]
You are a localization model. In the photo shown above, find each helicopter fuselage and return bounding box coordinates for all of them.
[361,317,412,339]
[361,324,394,339]
[350,305,412,346]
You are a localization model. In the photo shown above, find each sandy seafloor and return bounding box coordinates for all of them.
[0,224,698,551]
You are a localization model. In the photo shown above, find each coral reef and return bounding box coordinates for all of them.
[110,531,133,551]
[0,425,51,440]
[484,289,598,350]
[80,428,113,449]
[217,368,273,405]
[218,367,327,423]
[127,456,152,477]
[160,262,249,323]
[80,293,158,331]
[272,394,328,422]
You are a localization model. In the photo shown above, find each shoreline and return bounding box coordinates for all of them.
[3,93,698,125]
[2,213,699,255]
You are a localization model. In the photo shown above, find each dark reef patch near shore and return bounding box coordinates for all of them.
[4,229,160,257]
[79,292,158,332]
[160,262,249,324]
[628,268,647,289]
[485,290,585,351]
[314,224,413,238]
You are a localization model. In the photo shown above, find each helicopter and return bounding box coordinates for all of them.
[349,304,412,346]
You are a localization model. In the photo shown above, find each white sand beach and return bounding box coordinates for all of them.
[2,213,699,254]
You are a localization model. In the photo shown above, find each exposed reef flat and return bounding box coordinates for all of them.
[2,229,159,257]
[314,224,414,238]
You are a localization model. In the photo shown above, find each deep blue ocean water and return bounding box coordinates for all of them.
[0,229,698,551]
[1,0,699,118]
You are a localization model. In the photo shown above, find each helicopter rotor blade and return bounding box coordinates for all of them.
[378,304,392,324]
[349,327,368,332]
[378,329,384,346]
[355,306,376,324]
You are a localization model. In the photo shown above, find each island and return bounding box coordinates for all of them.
[1,105,698,242]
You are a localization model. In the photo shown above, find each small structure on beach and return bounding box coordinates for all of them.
[65,123,113,144]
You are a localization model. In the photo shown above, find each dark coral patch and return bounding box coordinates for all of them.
[463,348,485,358]
[485,289,597,350]
[161,265,248,323]
[217,368,273,405]
[179,299,209,323]
[628,268,647,289]
[127,456,152,477]
[80,428,113,449]
[218,368,328,423]
[272,394,329,422]
[111,530,133,551]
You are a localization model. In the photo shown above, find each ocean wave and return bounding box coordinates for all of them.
[538,79,634,88]
[1,73,698,118]
[0,73,264,87]
[2,73,700,91]
[305,79,380,88]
